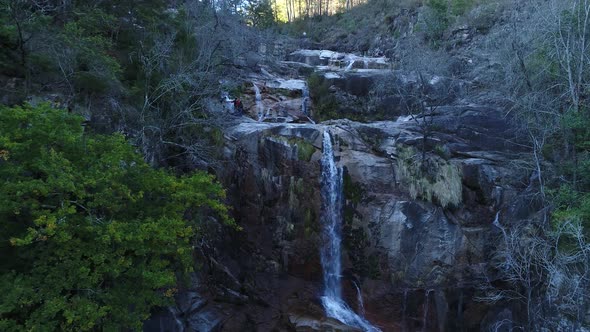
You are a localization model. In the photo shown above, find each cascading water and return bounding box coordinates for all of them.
[493,211,507,243]
[320,131,381,332]
[402,289,408,332]
[353,281,365,316]
[168,307,184,332]
[421,289,433,332]
[345,60,355,71]
[253,83,264,121]
[301,84,309,115]
[221,92,234,113]
[320,131,343,301]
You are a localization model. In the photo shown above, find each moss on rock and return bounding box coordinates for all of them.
[294,139,316,161]
[343,170,366,205]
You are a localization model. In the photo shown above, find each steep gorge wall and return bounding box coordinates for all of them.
[208,102,536,331]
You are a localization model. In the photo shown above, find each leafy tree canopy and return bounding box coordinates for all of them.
[0,103,232,331]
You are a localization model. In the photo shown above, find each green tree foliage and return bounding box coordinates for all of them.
[0,104,232,331]
[246,0,276,28]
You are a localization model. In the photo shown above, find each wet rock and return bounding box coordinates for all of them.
[143,308,182,332]
[339,150,394,193]
[288,50,389,70]
[186,307,223,332]
[211,94,531,330]
[288,314,363,332]
[375,201,461,285]
[220,313,256,331]
[288,50,334,66]
[177,291,207,316]
[215,286,249,305]
[144,302,223,332]
[323,71,389,96]
[287,301,364,332]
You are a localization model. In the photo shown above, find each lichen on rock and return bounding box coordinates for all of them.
[395,145,462,208]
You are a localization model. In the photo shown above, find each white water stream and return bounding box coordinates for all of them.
[253,83,264,121]
[301,84,310,115]
[353,281,366,316]
[320,131,381,332]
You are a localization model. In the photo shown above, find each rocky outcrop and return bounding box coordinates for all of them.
[148,80,532,330]
[182,99,533,331]
[149,42,536,331]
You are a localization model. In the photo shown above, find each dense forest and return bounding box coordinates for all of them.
[1,0,590,331]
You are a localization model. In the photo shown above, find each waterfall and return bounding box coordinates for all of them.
[253,83,264,121]
[353,281,365,316]
[320,131,381,332]
[492,211,507,243]
[421,289,433,332]
[345,60,355,71]
[320,130,343,301]
[301,84,309,115]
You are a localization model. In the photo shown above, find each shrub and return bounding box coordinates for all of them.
[417,1,450,42]
[307,72,339,121]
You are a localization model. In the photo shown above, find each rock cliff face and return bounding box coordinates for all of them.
[195,102,529,330]
[146,51,537,332]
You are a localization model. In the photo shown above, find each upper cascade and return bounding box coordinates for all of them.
[288,49,390,71]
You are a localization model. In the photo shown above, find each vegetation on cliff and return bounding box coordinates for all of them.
[0,0,262,168]
[0,104,232,330]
